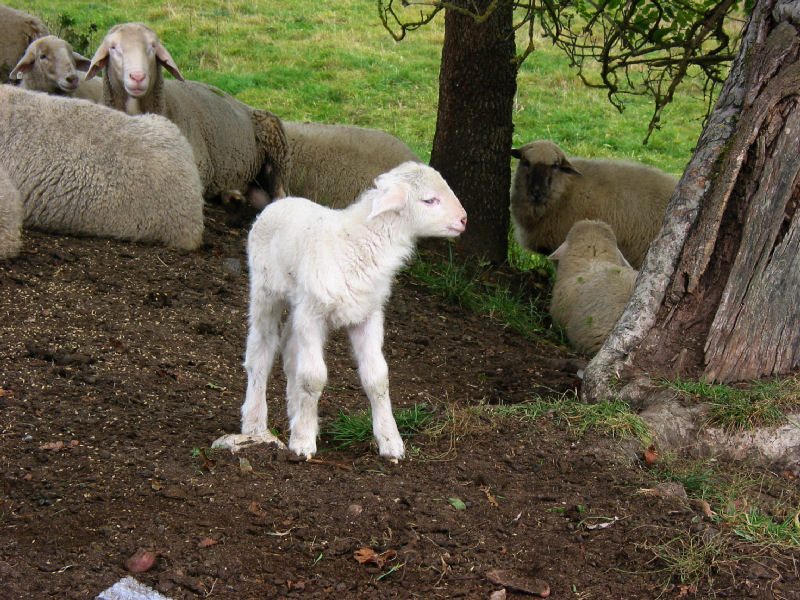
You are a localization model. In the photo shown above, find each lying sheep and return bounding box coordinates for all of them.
[510,139,678,268]
[0,85,204,250]
[549,219,637,355]
[9,35,101,100]
[212,162,468,460]
[0,165,23,260]
[0,4,49,83]
[85,22,287,205]
[282,121,421,209]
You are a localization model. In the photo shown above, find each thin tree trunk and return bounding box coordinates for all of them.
[583,0,800,402]
[429,0,516,264]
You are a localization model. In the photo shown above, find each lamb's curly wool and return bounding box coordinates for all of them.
[0,165,23,260]
[511,139,678,268]
[0,4,48,83]
[0,85,204,250]
[212,162,468,460]
[549,219,637,355]
[86,22,288,203]
[283,121,421,209]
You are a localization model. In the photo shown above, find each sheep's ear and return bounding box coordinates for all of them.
[511,148,522,159]
[9,47,36,79]
[548,240,569,263]
[367,185,408,220]
[85,40,109,80]
[156,43,184,81]
[73,52,91,72]
[559,157,582,176]
[616,248,633,269]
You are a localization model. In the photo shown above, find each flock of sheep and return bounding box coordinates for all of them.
[0,4,679,458]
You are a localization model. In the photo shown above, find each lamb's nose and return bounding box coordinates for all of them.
[129,71,146,83]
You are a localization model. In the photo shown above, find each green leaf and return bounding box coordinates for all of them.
[448,497,467,511]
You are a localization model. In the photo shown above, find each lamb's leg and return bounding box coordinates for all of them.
[348,311,404,460]
[283,308,328,459]
[212,292,286,452]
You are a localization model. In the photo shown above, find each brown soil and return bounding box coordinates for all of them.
[1,206,798,600]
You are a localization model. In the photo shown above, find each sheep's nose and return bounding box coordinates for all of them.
[460,215,467,227]
[129,71,146,83]
[66,74,78,85]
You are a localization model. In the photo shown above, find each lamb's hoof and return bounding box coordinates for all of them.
[211,432,286,453]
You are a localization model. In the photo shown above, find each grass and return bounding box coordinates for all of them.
[664,377,800,431]
[324,402,435,448]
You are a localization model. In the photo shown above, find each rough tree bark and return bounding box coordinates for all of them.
[583,0,800,402]
[429,0,517,264]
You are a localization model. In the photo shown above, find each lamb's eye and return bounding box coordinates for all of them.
[423,196,439,206]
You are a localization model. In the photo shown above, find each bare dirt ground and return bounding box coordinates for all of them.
[1,205,798,599]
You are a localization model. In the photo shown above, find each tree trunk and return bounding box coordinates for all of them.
[583,0,800,402]
[429,0,516,264]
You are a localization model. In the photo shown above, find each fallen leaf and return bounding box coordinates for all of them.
[486,569,550,597]
[0,388,14,398]
[644,444,659,466]
[448,497,467,510]
[354,547,396,569]
[125,549,157,573]
[39,441,64,452]
[677,583,698,597]
[481,485,499,507]
[198,537,218,548]
[692,499,716,518]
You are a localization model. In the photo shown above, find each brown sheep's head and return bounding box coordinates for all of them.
[511,140,582,207]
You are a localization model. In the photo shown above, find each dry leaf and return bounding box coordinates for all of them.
[486,569,550,597]
[39,441,64,452]
[644,444,659,466]
[0,388,14,398]
[125,549,157,573]
[353,547,396,569]
[198,537,218,548]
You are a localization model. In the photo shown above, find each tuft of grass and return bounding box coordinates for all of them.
[324,403,434,448]
[492,392,653,444]
[665,377,800,431]
[406,249,558,343]
[647,531,733,591]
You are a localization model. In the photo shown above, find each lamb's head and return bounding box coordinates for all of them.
[367,162,467,239]
[10,35,90,95]
[85,22,183,98]
[548,219,631,268]
[511,140,582,209]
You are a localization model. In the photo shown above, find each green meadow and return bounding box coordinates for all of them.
[11,0,705,173]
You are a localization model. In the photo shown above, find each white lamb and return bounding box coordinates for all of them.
[212,162,467,460]
[0,164,23,260]
[549,219,637,355]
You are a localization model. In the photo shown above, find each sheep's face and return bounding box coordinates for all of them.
[10,36,89,94]
[511,141,582,210]
[369,162,467,239]
[86,23,183,96]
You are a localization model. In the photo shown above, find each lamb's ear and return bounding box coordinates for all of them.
[9,47,35,79]
[548,240,569,263]
[616,248,633,269]
[85,40,109,80]
[155,43,184,81]
[73,52,91,72]
[559,157,582,177]
[367,185,408,220]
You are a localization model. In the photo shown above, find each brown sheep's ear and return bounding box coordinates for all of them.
[85,40,109,80]
[548,240,569,263]
[9,46,36,79]
[559,157,582,176]
[616,248,633,269]
[155,43,184,81]
[73,52,91,72]
[511,148,522,159]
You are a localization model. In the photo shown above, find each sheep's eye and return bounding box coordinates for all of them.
[423,196,439,206]
[39,54,48,61]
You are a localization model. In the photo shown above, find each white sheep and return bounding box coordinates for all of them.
[510,139,678,268]
[0,4,49,83]
[9,35,102,102]
[281,121,421,209]
[548,219,637,355]
[0,85,204,250]
[212,161,467,460]
[0,164,23,260]
[85,22,288,205]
